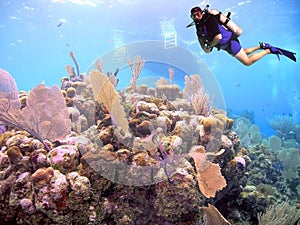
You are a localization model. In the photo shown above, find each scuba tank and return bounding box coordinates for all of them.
[209,9,243,37]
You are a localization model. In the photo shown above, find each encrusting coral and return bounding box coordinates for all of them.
[6,146,22,162]
[31,167,54,186]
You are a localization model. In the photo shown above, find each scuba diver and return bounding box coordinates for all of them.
[187,6,296,65]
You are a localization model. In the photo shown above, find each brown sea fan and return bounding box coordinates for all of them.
[190,147,227,198]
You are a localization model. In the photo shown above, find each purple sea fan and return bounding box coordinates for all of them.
[0,68,18,99]
[21,84,72,143]
[0,69,72,151]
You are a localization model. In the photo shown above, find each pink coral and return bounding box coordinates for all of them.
[182,74,213,116]
[20,198,36,214]
[190,87,214,117]
[168,67,174,85]
[127,55,145,91]
[48,145,79,173]
[34,169,69,212]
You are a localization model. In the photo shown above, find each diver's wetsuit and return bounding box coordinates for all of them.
[196,13,242,56]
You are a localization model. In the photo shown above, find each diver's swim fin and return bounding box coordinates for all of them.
[276,47,296,62]
[260,42,296,62]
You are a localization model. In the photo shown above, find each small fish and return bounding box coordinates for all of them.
[271,163,283,172]
[57,18,67,27]
[107,68,119,87]
[236,83,242,87]
[108,74,119,87]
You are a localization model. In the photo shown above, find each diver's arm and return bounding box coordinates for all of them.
[210,33,222,48]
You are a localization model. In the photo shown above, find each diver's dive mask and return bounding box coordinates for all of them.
[190,6,202,20]
[190,5,210,20]
[186,5,209,28]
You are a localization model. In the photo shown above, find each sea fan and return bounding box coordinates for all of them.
[0,69,72,151]
[0,68,18,99]
[190,147,227,198]
[21,84,72,142]
[89,70,129,134]
[0,69,24,130]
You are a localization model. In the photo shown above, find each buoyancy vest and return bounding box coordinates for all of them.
[196,10,243,50]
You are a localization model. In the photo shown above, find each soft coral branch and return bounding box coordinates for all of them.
[127,55,145,91]
[69,51,80,77]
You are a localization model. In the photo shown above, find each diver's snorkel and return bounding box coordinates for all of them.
[186,4,209,28]
[186,21,195,28]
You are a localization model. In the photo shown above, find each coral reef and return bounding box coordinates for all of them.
[230,116,300,224]
[1,66,299,225]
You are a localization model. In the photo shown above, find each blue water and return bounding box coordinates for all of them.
[1,0,300,136]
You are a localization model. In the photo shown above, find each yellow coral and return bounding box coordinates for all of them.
[7,146,22,162]
[31,167,54,185]
[89,70,129,135]
[66,87,76,98]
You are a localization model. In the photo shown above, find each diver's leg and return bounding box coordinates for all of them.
[244,46,261,55]
[235,48,270,66]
